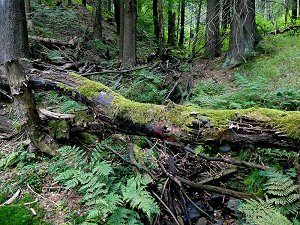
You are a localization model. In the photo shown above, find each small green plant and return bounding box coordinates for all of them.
[53,141,160,224]
[119,69,167,104]
[239,170,300,224]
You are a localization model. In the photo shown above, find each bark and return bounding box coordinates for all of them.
[158,0,164,57]
[28,71,300,151]
[179,0,185,47]
[93,0,103,40]
[291,0,297,19]
[0,0,29,62]
[24,0,33,31]
[167,2,176,46]
[113,0,120,34]
[203,0,221,59]
[68,0,72,6]
[153,0,159,40]
[223,0,260,67]
[82,0,87,7]
[29,36,76,48]
[221,0,230,30]
[119,0,124,60]
[122,0,137,67]
[0,0,57,155]
[192,0,203,58]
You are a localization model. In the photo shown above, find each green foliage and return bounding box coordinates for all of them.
[0,205,42,225]
[240,170,300,224]
[53,141,160,224]
[190,36,300,110]
[119,69,167,104]
[36,91,87,113]
[238,199,293,225]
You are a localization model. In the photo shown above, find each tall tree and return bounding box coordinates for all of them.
[122,0,137,67]
[82,0,87,7]
[167,2,176,46]
[221,0,230,30]
[158,0,165,56]
[224,0,259,67]
[153,0,159,40]
[192,0,203,58]
[203,0,221,58]
[113,0,121,34]
[93,0,103,40]
[0,0,56,155]
[179,0,185,47]
[291,0,297,19]
[24,0,33,31]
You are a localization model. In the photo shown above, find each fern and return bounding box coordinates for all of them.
[239,199,293,225]
[54,142,160,224]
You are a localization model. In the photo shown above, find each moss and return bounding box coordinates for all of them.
[57,84,72,93]
[70,73,300,140]
[0,192,8,204]
[49,120,69,139]
[79,132,96,144]
[0,205,40,225]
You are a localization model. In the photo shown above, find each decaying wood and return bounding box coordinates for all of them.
[27,71,300,151]
[29,35,76,48]
[269,25,300,35]
[38,108,75,120]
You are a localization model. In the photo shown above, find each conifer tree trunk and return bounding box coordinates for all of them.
[82,0,87,7]
[291,0,297,19]
[24,0,33,31]
[192,0,203,58]
[153,0,159,40]
[224,0,259,67]
[0,0,57,155]
[167,2,176,46]
[93,0,103,40]
[179,0,185,47]
[68,0,72,6]
[113,0,121,34]
[122,0,137,67]
[221,0,230,30]
[203,0,221,58]
[158,0,164,57]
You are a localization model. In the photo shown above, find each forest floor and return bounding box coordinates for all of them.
[0,2,300,225]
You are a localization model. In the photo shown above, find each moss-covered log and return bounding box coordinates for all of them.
[28,71,300,151]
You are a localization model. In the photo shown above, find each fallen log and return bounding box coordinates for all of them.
[29,36,76,48]
[269,25,300,35]
[28,71,300,151]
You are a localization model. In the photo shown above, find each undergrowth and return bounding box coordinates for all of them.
[50,141,160,224]
[190,36,300,110]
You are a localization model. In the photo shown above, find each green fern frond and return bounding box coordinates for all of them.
[268,194,300,205]
[239,199,293,225]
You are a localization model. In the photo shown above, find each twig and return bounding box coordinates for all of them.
[177,176,259,200]
[184,146,270,170]
[27,184,59,207]
[198,169,238,185]
[0,189,21,206]
[151,191,181,225]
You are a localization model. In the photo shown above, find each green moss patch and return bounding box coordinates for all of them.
[0,205,40,225]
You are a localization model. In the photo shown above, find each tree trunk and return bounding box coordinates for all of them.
[158,0,164,57]
[24,0,33,31]
[113,0,121,34]
[93,0,103,40]
[167,2,176,46]
[122,0,137,67]
[203,0,221,59]
[0,0,57,155]
[82,0,87,7]
[224,0,259,67]
[192,0,203,58]
[291,0,297,19]
[221,0,230,31]
[68,0,72,6]
[153,0,159,40]
[179,0,185,47]
[27,71,300,151]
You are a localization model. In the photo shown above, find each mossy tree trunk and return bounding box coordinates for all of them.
[0,0,57,155]
[29,72,300,151]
